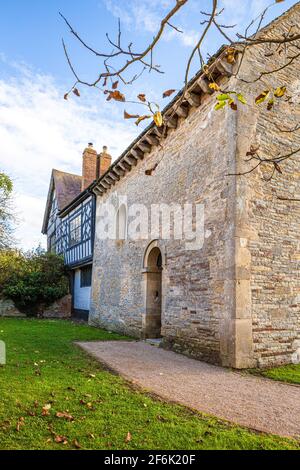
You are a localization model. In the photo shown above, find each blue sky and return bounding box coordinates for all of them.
[0,0,298,249]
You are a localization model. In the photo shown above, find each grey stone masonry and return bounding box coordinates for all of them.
[89,4,300,369]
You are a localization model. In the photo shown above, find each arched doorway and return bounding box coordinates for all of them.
[143,244,163,339]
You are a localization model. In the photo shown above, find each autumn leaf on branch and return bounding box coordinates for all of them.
[214,91,247,111]
[237,93,247,104]
[163,89,176,98]
[255,86,287,110]
[73,88,80,97]
[246,145,260,157]
[274,162,283,173]
[106,90,126,102]
[135,115,152,126]
[153,111,163,127]
[137,94,147,102]
[209,82,220,91]
[274,86,286,98]
[124,111,140,119]
[225,47,236,64]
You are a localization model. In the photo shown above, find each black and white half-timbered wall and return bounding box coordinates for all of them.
[42,144,112,320]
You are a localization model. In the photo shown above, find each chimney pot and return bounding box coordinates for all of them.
[82,143,98,191]
[98,146,112,178]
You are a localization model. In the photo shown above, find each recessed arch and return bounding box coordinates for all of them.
[143,239,165,270]
[143,241,163,339]
[116,204,127,240]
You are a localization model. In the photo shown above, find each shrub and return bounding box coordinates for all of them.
[0,249,69,316]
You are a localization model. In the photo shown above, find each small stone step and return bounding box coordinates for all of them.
[145,338,163,348]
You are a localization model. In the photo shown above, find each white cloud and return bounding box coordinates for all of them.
[0,61,136,251]
[102,0,195,47]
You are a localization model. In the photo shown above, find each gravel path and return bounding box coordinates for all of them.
[78,341,300,439]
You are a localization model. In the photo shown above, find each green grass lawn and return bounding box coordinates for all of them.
[250,364,300,385]
[0,318,299,450]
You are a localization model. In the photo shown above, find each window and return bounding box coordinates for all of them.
[116,205,127,241]
[48,192,58,231]
[49,233,56,253]
[69,215,82,247]
[80,266,92,288]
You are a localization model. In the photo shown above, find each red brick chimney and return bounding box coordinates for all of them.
[97,146,112,177]
[82,143,98,191]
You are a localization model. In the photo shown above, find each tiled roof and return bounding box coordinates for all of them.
[42,170,82,234]
[52,170,82,211]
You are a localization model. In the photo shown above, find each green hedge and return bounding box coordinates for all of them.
[0,249,69,316]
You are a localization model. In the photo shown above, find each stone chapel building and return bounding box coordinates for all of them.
[87,4,300,369]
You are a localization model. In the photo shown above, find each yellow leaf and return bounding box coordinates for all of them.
[237,93,247,105]
[153,111,163,127]
[267,99,274,111]
[255,90,270,105]
[274,86,286,98]
[215,101,226,111]
[135,115,151,126]
[217,93,230,101]
[209,82,220,91]
[226,47,236,64]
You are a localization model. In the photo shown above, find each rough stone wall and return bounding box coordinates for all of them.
[235,4,300,367]
[0,298,25,317]
[0,295,71,319]
[90,76,238,366]
[42,295,72,319]
[90,3,300,370]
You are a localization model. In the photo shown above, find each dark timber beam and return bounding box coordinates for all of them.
[138,142,152,153]
[185,91,201,107]
[145,134,160,146]
[131,148,144,160]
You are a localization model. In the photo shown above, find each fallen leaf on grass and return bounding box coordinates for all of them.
[125,432,132,444]
[42,404,51,416]
[16,417,25,432]
[56,412,74,422]
[157,415,168,422]
[73,439,81,449]
[54,435,68,445]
